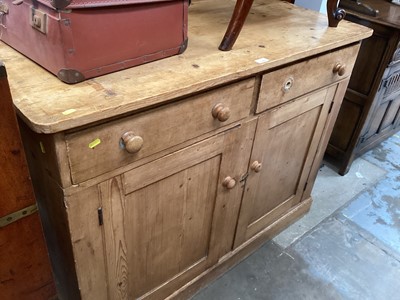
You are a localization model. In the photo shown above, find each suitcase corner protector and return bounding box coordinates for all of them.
[57,69,85,84]
[0,62,6,78]
[50,0,72,10]
[179,38,189,54]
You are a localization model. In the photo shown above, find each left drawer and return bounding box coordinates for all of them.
[65,78,254,183]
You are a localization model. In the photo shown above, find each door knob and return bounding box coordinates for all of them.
[251,161,262,173]
[333,63,346,76]
[222,176,236,189]
[121,131,143,153]
[212,103,231,122]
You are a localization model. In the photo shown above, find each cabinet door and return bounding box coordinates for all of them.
[380,97,400,131]
[234,87,337,247]
[96,121,255,300]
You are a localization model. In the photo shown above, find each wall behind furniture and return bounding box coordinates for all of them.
[295,0,327,14]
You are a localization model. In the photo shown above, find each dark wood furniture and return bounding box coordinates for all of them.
[325,0,400,175]
[0,63,56,299]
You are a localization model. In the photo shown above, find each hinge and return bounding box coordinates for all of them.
[0,204,38,228]
[358,135,366,146]
[328,101,334,114]
[97,207,104,226]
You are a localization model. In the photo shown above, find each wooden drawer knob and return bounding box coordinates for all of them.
[251,161,262,173]
[212,103,231,122]
[222,176,236,189]
[121,132,143,153]
[333,63,346,76]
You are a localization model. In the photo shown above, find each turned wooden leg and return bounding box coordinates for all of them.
[219,0,254,51]
[327,0,346,27]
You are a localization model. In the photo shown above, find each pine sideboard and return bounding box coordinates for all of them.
[1,1,372,299]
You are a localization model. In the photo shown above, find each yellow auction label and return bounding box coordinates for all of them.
[62,108,77,115]
[39,141,46,154]
[89,138,101,149]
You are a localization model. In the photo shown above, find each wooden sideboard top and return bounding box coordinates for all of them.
[1,0,372,134]
[342,0,400,29]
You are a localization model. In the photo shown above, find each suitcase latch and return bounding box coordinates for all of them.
[30,7,47,34]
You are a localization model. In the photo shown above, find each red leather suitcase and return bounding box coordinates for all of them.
[0,0,188,83]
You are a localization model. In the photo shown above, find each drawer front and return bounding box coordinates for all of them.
[66,79,254,183]
[256,44,359,113]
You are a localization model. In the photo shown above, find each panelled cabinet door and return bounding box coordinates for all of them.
[234,86,337,247]
[95,121,255,300]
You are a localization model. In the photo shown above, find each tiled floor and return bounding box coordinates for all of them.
[192,133,400,300]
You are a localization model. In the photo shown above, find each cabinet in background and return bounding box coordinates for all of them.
[326,0,400,175]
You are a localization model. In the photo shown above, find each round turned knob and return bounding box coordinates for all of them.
[222,176,236,189]
[251,161,262,173]
[333,63,346,76]
[212,103,231,122]
[121,132,143,153]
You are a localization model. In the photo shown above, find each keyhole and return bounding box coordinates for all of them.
[283,77,294,92]
[33,15,41,28]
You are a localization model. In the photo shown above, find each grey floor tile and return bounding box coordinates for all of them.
[339,133,400,258]
[290,216,400,300]
[192,241,343,300]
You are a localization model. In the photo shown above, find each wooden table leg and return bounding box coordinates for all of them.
[219,0,254,51]
[327,0,346,27]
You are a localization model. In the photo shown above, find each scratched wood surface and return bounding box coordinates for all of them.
[0,0,371,134]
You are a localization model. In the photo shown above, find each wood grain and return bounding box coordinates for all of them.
[234,85,335,247]
[7,1,369,299]
[0,63,56,300]
[66,78,253,183]
[305,80,350,199]
[99,178,129,299]
[257,44,359,113]
[126,158,219,299]
[88,123,256,299]
[67,185,109,300]
[2,0,371,134]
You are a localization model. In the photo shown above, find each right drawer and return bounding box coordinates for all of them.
[256,44,359,113]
